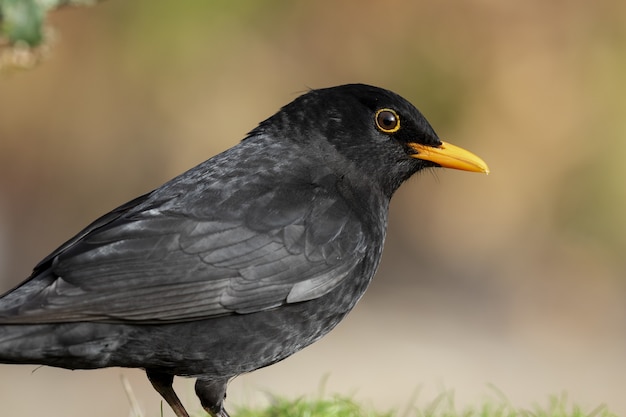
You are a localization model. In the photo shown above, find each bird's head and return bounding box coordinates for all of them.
[250,84,489,197]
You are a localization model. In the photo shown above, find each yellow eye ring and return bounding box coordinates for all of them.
[375,108,400,133]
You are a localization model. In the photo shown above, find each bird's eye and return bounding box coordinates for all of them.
[375,109,400,133]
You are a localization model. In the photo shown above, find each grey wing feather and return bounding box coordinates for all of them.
[0,185,367,324]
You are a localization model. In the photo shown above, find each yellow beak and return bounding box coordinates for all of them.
[408,141,490,174]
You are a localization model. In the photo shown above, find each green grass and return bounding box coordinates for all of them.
[233,395,393,417]
[213,392,618,417]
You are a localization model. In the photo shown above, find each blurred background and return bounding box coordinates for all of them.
[1,0,625,416]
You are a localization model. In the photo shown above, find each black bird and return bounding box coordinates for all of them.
[0,84,488,417]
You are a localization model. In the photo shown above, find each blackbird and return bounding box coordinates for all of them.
[0,84,488,417]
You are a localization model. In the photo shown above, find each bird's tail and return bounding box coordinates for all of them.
[0,322,122,369]
[0,324,66,365]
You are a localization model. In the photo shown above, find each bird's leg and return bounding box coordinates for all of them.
[146,370,190,417]
[195,378,230,417]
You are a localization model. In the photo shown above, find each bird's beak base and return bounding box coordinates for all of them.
[408,141,490,174]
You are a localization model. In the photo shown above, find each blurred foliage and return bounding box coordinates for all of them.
[0,0,100,45]
[554,24,626,256]
[0,0,101,69]
[0,0,45,46]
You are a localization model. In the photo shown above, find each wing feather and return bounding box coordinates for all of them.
[0,180,369,324]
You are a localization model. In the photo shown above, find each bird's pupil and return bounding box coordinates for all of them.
[379,112,396,128]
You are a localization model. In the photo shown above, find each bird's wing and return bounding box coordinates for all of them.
[0,182,368,323]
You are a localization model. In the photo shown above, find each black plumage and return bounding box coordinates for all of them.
[0,84,488,417]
